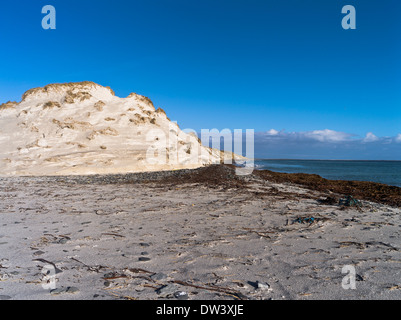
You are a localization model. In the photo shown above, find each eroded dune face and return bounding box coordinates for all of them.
[0,82,223,176]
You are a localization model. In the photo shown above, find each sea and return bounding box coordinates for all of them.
[254,159,401,188]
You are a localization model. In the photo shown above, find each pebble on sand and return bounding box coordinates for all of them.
[174,291,189,300]
[257,281,272,291]
[138,257,151,262]
[156,284,177,295]
[150,273,168,281]
[50,286,80,295]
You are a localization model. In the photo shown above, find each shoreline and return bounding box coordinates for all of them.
[253,159,401,189]
[3,164,400,207]
[253,168,401,208]
[255,159,401,162]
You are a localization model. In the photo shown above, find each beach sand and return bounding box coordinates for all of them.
[0,165,400,300]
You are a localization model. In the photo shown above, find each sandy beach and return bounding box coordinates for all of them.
[0,165,400,300]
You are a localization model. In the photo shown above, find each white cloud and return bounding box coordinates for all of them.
[363,132,379,143]
[257,129,353,143]
[256,129,401,146]
[303,129,352,142]
[266,129,279,136]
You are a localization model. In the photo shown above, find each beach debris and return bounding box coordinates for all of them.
[65,286,80,294]
[293,217,316,225]
[102,268,158,287]
[32,234,71,247]
[256,281,272,291]
[139,242,151,247]
[126,268,154,275]
[138,257,151,262]
[171,280,247,300]
[150,272,168,281]
[174,291,189,300]
[33,250,46,256]
[247,280,272,292]
[243,228,273,239]
[50,286,79,295]
[70,257,107,273]
[232,280,245,288]
[0,295,12,300]
[318,196,337,205]
[33,258,63,274]
[0,273,10,281]
[338,241,398,251]
[58,238,68,244]
[387,285,401,291]
[103,272,128,280]
[156,284,177,295]
[101,233,125,238]
[339,195,362,207]
[356,274,364,282]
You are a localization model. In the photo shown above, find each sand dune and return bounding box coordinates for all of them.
[0,82,237,176]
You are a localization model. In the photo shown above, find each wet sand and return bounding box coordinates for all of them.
[0,165,400,300]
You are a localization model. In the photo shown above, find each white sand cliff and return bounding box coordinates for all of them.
[0,82,236,176]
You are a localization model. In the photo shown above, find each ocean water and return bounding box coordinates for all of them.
[254,159,401,187]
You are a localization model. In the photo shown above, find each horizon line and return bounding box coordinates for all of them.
[254,158,401,162]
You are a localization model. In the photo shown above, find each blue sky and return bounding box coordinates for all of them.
[0,0,400,159]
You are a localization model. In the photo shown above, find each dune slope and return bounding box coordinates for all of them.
[0,82,227,176]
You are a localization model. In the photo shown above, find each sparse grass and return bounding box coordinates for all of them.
[0,101,17,110]
[45,157,61,163]
[98,127,118,136]
[66,142,87,149]
[64,90,92,104]
[129,118,138,124]
[155,108,169,120]
[127,93,155,109]
[87,127,119,140]
[94,101,105,111]
[22,82,115,102]
[53,119,76,130]
[26,140,40,149]
[52,118,92,130]
[129,114,149,125]
[43,101,61,109]
[155,107,166,115]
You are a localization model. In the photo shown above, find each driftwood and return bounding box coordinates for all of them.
[171,280,247,300]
